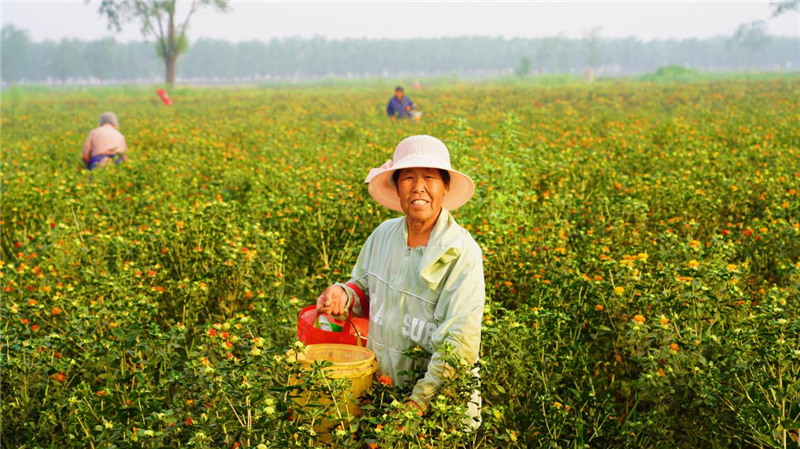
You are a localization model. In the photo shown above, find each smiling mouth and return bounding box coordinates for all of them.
[410,199,429,206]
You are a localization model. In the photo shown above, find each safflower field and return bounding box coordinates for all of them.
[1,78,799,447]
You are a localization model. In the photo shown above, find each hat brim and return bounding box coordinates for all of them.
[366,156,475,212]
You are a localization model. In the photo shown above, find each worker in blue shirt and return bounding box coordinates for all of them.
[386,86,414,120]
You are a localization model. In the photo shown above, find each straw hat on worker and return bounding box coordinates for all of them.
[365,134,475,212]
[314,135,484,428]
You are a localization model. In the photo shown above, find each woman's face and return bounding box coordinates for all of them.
[395,167,449,223]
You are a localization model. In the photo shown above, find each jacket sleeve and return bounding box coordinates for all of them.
[409,239,485,412]
[386,99,394,117]
[336,231,375,318]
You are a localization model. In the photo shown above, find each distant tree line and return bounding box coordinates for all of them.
[2,24,798,84]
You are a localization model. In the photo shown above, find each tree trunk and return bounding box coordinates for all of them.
[166,7,176,86]
[166,57,176,86]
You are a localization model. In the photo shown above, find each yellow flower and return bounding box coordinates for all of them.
[688,260,699,269]
[726,264,737,272]
[553,401,563,409]
[614,286,625,295]
[632,315,646,324]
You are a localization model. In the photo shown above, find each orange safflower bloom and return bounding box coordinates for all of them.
[52,307,62,316]
[378,375,392,386]
[632,315,646,324]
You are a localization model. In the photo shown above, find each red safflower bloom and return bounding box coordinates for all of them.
[52,307,62,316]
[31,324,40,332]
[185,417,193,426]
[378,375,393,386]
[208,328,217,337]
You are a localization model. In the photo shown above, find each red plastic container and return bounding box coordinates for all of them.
[297,305,368,347]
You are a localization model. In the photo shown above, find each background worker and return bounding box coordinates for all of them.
[82,112,128,170]
[386,86,415,120]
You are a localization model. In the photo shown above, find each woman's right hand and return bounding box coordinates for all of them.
[316,285,348,315]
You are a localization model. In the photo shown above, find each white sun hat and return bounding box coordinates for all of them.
[365,135,475,212]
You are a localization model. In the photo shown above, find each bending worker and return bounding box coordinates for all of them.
[82,112,128,171]
[316,135,484,426]
[386,86,415,120]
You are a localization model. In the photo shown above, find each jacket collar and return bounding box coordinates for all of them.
[402,209,464,290]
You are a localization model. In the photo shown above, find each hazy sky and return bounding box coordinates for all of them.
[2,1,798,42]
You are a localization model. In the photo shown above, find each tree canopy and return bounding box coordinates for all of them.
[2,28,798,84]
[90,0,229,85]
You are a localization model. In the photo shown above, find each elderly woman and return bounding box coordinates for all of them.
[316,135,484,426]
[81,112,128,171]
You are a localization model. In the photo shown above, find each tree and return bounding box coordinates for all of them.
[515,55,532,77]
[85,38,120,81]
[50,39,87,81]
[771,0,799,16]
[1,25,31,83]
[583,27,603,70]
[729,21,770,70]
[90,0,229,86]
